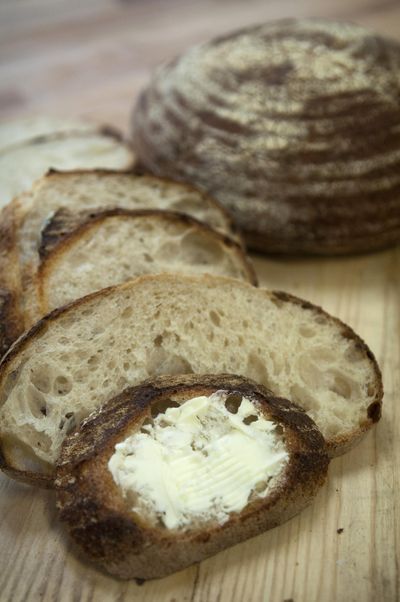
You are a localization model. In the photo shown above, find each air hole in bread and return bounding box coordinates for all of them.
[154,334,163,347]
[108,360,117,370]
[123,362,130,372]
[92,325,105,337]
[290,384,319,411]
[252,479,270,495]
[54,375,72,396]
[299,325,316,338]
[224,393,242,414]
[143,253,154,263]
[87,355,99,370]
[345,345,365,363]
[329,374,352,399]
[209,310,221,327]
[243,414,258,425]
[367,383,376,397]
[30,370,51,394]
[180,231,225,265]
[35,432,52,453]
[26,384,47,419]
[309,347,336,363]
[116,376,128,389]
[121,307,133,320]
[246,352,269,386]
[140,417,152,433]
[150,398,180,418]
[146,346,193,375]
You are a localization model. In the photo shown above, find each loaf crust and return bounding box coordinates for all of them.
[55,374,329,579]
[132,19,400,255]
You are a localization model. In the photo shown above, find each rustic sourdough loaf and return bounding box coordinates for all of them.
[0,170,238,355]
[33,209,255,320]
[0,274,382,486]
[132,19,400,255]
[55,374,329,579]
[0,128,134,208]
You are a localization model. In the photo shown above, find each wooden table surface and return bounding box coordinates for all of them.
[0,1,399,601]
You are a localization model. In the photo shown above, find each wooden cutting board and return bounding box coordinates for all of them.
[0,2,399,601]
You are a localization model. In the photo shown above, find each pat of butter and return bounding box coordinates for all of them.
[108,392,288,530]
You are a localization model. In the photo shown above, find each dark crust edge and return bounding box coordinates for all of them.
[0,203,25,359]
[36,207,257,286]
[0,275,383,485]
[55,373,329,579]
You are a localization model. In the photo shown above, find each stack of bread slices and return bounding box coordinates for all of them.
[0,117,383,580]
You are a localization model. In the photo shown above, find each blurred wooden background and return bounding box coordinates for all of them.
[0,1,399,601]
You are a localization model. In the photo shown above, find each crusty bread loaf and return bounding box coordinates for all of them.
[55,374,329,579]
[31,208,256,320]
[0,116,97,152]
[132,19,400,255]
[0,128,134,208]
[0,170,238,355]
[0,274,382,486]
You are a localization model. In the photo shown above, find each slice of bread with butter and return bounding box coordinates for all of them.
[55,374,329,579]
[0,274,382,487]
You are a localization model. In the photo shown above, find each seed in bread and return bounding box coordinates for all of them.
[132,19,400,255]
[55,374,329,579]
[0,274,382,487]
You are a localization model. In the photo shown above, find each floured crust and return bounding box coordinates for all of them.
[55,374,329,579]
[132,19,400,255]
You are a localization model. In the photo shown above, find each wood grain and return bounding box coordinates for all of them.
[0,1,399,601]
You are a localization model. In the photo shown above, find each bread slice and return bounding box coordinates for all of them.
[33,209,256,320]
[0,171,238,355]
[0,116,98,152]
[55,374,329,579]
[0,274,382,486]
[0,129,134,208]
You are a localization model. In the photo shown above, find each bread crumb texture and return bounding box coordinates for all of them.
[0,275,380,469]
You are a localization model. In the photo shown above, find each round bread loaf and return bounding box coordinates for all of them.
[132,19,400,255]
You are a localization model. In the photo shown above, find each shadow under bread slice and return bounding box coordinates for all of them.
[55,374,329,580]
